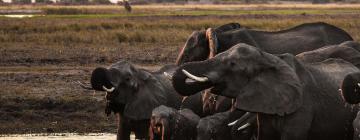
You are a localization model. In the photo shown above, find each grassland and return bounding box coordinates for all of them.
[1,4,360,134]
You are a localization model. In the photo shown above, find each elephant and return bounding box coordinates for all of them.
[340,72,360,140]
[176,22,353,65]
[202,91,233,116]
[150,105,200,140]
[197,110,256,140]
[79,61,205,140]
[228,112,257,140]
[340,72,360,104]
[296,41,360,68]
[172,43,359,140]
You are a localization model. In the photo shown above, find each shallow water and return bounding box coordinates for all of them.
[0,133,136,140]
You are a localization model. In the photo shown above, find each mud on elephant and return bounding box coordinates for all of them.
[172,43,359,140]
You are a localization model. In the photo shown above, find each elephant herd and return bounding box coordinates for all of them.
[78,22,360,140]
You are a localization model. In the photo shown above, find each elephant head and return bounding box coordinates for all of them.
[202,91,232,115]
[340,72,360,104]
[176,23,243,65]
[90,61,167,120]
[197,111,232,140]
[150,105,174,140]
[172,43,303,116]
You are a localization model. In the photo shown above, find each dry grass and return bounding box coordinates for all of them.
[1,4,360,134]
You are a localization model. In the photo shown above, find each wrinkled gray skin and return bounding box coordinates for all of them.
[176,22,353,65]
[197,110,256,140]
[172,44,359,140]
[150,105,200,140]
[89,61,203,140]
[296,41,360,68]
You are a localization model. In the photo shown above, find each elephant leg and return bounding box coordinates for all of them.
[133,120,150,140]
[117,113,131,140]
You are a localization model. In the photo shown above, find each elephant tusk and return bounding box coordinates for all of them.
[163,72,173,80]
[182,69,209,82]
[237,123,251,131]
[358,83,360,88]
[228,119,239,126]
[75,81,94,90]
[102,86,115,92]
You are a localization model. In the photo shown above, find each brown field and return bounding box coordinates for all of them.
[1,4,360,134]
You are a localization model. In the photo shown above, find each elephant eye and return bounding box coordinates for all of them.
[228,61,236,67]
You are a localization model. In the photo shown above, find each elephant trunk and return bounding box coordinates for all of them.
[341,73,360,104]
[172,61,214,96]
[91,67,114,91]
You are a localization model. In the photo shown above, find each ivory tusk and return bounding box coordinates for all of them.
[237,123,251,131]
[75,81,93,90]
[102,86,115,92]
[228,119,239,126]
[163,72,173,80]
[182,69,208,82]
[357,83,360,88]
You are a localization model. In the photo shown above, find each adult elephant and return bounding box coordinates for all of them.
[340,72,360,140]
[172,43,359,140]
[79,61,203,140]
[340,72,360,104]
[176,22,353,65]
[296,41,360,68]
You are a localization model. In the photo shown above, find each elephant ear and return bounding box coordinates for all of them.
[214,23,242,33]
[233,53,303,116]
[123,75,168,120]
[91,67,112,91]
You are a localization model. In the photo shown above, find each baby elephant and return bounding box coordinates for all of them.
[150,105,200,140]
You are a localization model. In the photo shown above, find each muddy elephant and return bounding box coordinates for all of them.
[150,105,200,140]
[296,41,360,68]
[197,110,256,140]
[172,43,359,140]
[176,22,353,65]
[79,61,205,140]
